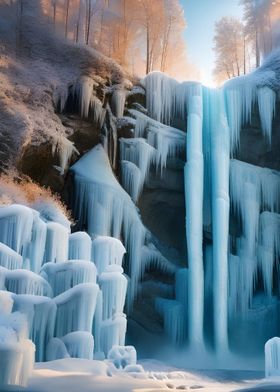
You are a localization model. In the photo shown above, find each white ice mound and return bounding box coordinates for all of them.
[0,310,35,388]
[265,337,280,377]
[41,260,97,296]
[108,345,137,369]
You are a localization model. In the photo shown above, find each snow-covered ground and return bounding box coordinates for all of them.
[2,358,268,392]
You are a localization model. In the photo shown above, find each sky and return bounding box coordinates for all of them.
[180,0,243,86]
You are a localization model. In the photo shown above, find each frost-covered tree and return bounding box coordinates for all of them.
[241,0,280,65]
[213,17,246,82]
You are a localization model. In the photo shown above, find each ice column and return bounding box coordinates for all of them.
[184,89,204,346]
[210,89,230,351]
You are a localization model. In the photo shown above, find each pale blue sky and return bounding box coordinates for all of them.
[180,0,243,85]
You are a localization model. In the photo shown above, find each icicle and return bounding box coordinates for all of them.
[257,87,276,145]
[74,76,95,118]
[0,243,23,270]
[120,161,142,203]
[28,211,47,273]
[41,260,97,296]
[230,160,280,215]
[54,283,99,337]
[223,76,256,153]
[184,92,204,347]
[44,222,69,264]
[155,298,187,344]
[4,269,52,297]
[258,211,280,297]
[99,265,128,321]
[265,337,280,377]
[128,109,186,174]
[141,244,177,276]
[120,137,155,197]
[111,88,127,118]
[52,135,78,175]
[12,294,57,362]
[143,72,201,127]
[68,232,92,261]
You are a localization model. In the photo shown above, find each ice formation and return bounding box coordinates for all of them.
[184,90,204,346]
[108,345,137,369]
[70,144,149,307]
[0,242,23,270]
[224,75,276,152]
[54,283,99,337]
[0,298,35,388]
[68,232,92,261]
[265,337,280,377]
[0,61,279,383]
[41,260,97,296]
[141,70,279,356]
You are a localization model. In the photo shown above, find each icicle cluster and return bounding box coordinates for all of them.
[224,76,276,152]
[0,202,130,366]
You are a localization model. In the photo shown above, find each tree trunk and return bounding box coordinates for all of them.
[65,0,70,39]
